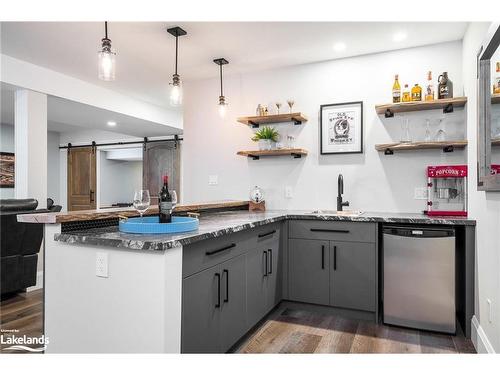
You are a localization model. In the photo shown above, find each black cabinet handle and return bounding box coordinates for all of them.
[205,243,236,256]
[333,245,337,270]
[268,249,273,274]
[258,230,276,238]
[264,251,268,276]
[321,245,325,269]
[310,228,350,233]
[215,273,221,308]
[223,269,229,303]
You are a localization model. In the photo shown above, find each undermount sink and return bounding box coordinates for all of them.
[309,210,364,217]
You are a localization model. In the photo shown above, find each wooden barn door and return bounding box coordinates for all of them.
[67,146,96,211]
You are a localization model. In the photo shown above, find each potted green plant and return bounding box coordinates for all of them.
[251,126,280,151]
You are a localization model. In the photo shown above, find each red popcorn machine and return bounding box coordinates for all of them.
[427,165,467,217]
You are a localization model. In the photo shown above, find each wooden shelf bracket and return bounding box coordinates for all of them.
[443,103,454,114]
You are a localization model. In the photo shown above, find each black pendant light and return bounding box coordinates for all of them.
[167,26,187,107]
[214,58,229,117]
[98,21,116,81]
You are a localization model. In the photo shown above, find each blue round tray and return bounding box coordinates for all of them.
[119,216,199,234]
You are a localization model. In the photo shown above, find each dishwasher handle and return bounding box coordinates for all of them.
[383,226,454,238]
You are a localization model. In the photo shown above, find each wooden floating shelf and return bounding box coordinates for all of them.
[237,148,308,160]
[375,140,468,154]
[492,94,500,105]
[492,137,500,146]
[237,112,308,128]
[375,97,468,118]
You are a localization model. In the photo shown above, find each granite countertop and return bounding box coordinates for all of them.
[53,210,476,251]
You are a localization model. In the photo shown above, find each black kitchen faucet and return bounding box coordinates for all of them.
[337,174,350,211]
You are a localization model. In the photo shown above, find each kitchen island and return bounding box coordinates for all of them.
[18,206,476,353]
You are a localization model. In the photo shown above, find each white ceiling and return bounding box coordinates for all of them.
[1,22,469,108]
[0,83,182,136]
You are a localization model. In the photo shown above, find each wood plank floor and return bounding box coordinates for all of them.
[0,291,477,354]
[237,307,476,354]
[0,289,44,353]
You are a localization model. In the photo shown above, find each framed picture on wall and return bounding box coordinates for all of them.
[320,101,363,154]
[0,152,15,188]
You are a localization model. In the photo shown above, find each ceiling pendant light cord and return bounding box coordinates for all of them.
[220,64,223,97]
[104,21,108,40]
[175,35,179,76]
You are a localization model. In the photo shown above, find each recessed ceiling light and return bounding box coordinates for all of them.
[393,32,407,42]
[333,42,346,52]
[107,121,117,127]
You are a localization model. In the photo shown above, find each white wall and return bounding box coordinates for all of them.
[0,123,60,203]
[463,22,500,353]
[0,123,15,198]
[47,131,60,204]
[99,155,142,207]
[183,41,465,212]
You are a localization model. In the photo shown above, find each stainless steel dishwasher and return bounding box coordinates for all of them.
[383,226,456,334]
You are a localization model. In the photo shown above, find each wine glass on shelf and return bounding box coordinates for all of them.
[276,102,282,115]
[287,99,295,114]
[133,190,150,222]
[170,190,178,211]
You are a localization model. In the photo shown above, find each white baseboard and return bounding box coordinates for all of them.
[27,271,43,292]
[471,315,495,353]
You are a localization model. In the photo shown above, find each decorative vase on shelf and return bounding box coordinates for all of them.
[258,139,273,151]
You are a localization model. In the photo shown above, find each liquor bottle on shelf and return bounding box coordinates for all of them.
[392,74,401,103]
[494,62,500,95]
[425,71,435,101]
[159,175,173,223]
[402,84,411,102]
[438,72,453,99]
[411,83,422,101]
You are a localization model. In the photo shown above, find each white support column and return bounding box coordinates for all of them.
[14,89,48,208]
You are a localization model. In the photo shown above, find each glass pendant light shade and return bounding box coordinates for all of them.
[214,58,229,118]
[167,27,187,108]
[218,95,227,118]
[98,49,116,81]
[169,74,182,107]
[98,22,116,81]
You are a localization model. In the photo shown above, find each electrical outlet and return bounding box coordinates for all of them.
[487,299,492,323]
[208,175,218,185]
[96,252,108,278]
[414,187,428,200]
[285,186,293,199]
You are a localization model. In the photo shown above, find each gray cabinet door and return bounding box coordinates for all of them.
[289,239,330,305]
[220,254,248,352]
[266,240,281,311]
[246,247,268,329]
[330,241,376,312]
[182,264,221,353]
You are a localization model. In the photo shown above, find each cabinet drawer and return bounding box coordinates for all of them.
[183,232,250,278]
[246,223,281,250]
[289,220,376,243]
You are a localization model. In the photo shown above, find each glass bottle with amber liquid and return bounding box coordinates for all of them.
[411,84,422,101]
[425,71,435,101]
[402,84,411,102]
[392,74,401,103]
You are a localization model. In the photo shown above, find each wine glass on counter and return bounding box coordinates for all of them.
[133,190,150,221]
[170,190,178,211]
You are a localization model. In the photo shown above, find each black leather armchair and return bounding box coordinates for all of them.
[0,199,48,296]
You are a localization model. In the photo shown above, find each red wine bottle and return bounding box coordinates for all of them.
[159,175,172,223]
